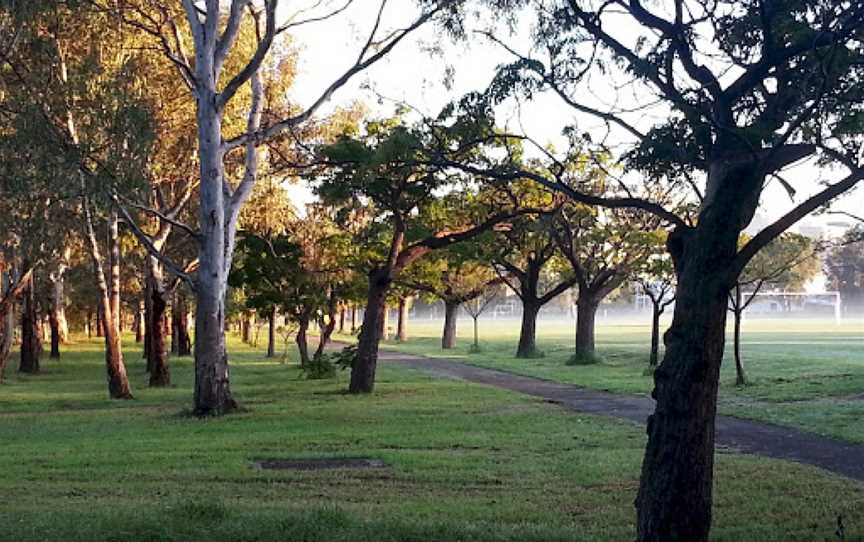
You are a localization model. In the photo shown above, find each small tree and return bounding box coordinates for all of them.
[463,282,502,352]
[634,254,676,368]
[730,233,820,386]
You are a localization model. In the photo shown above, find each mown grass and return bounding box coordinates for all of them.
[371,316,864,443]
[1,333,862,540]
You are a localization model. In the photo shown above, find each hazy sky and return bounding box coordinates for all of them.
[277,1,862,233]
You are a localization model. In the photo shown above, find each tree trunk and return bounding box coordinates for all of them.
[472,316,479,349]
[241,313,251,343]
[95,302,104,337]
[733,296,746,387]
[350,269,389,393]
[50,268,68,344]
[148,282,170,387]
[397,296,409,342]
[441,299,459,349]
[86,310,93,338]
[0,267,15,382]
[380,303,390,341]
[84,202,133,399]
[108,209,121,333]
[338,308,345,334]
[135,298,145,343]
[176,294,191,356]
[49,313,61,359]
[649,304,661,367]
[267,307,276,358]
[295,316,310,368]
[350,305,357,333]
[574,297,598,357]
[636,163,757,541]
[19,268,39,374]
[516,301,540,358]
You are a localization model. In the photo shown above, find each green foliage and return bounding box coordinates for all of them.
[302,355,337,380]
[740,233,820,291]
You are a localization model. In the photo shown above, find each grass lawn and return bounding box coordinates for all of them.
[369,316,864,443]
[0,334,862,540]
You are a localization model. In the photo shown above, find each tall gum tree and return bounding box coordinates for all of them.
[108,0,455,415]
[462,0,864,538]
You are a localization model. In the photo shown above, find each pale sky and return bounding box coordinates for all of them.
[278,1,863,233]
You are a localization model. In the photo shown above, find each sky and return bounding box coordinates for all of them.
[276,0,862,235]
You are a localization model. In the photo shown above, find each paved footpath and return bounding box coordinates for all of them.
[376,348,864,482]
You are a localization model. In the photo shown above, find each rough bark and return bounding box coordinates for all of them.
[19,268,40,374]
[397,296,409,342]
[516,301,540,358]
[636,162,762,542]
[350,269,389,393]
[574,297,598,357]
[266,306,276,358]
[441,299,459,349]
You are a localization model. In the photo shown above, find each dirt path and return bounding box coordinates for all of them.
[376,349,864,482]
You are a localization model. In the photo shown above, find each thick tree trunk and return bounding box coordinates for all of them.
[314,292,338,360]
[397,297,409,342]
[733,308,746,386]
[649,305,661,367]
[350,270,389,393]
[266,307,276,358]
[441,299,459,349]
[19,268,39,374]
[574,297,598,357]
[516,301,540,358]
[108,209,122,333]
[636,163,758,541]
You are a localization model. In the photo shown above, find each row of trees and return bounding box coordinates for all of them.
[2,1,863,541]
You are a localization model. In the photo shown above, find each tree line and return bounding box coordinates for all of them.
[1,1,862,541]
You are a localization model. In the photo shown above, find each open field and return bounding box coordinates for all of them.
[372,316,864,443]
[1,335,863,541]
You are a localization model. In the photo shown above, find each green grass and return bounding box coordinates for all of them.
[371,316,864,443]
[1,334,863,540]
